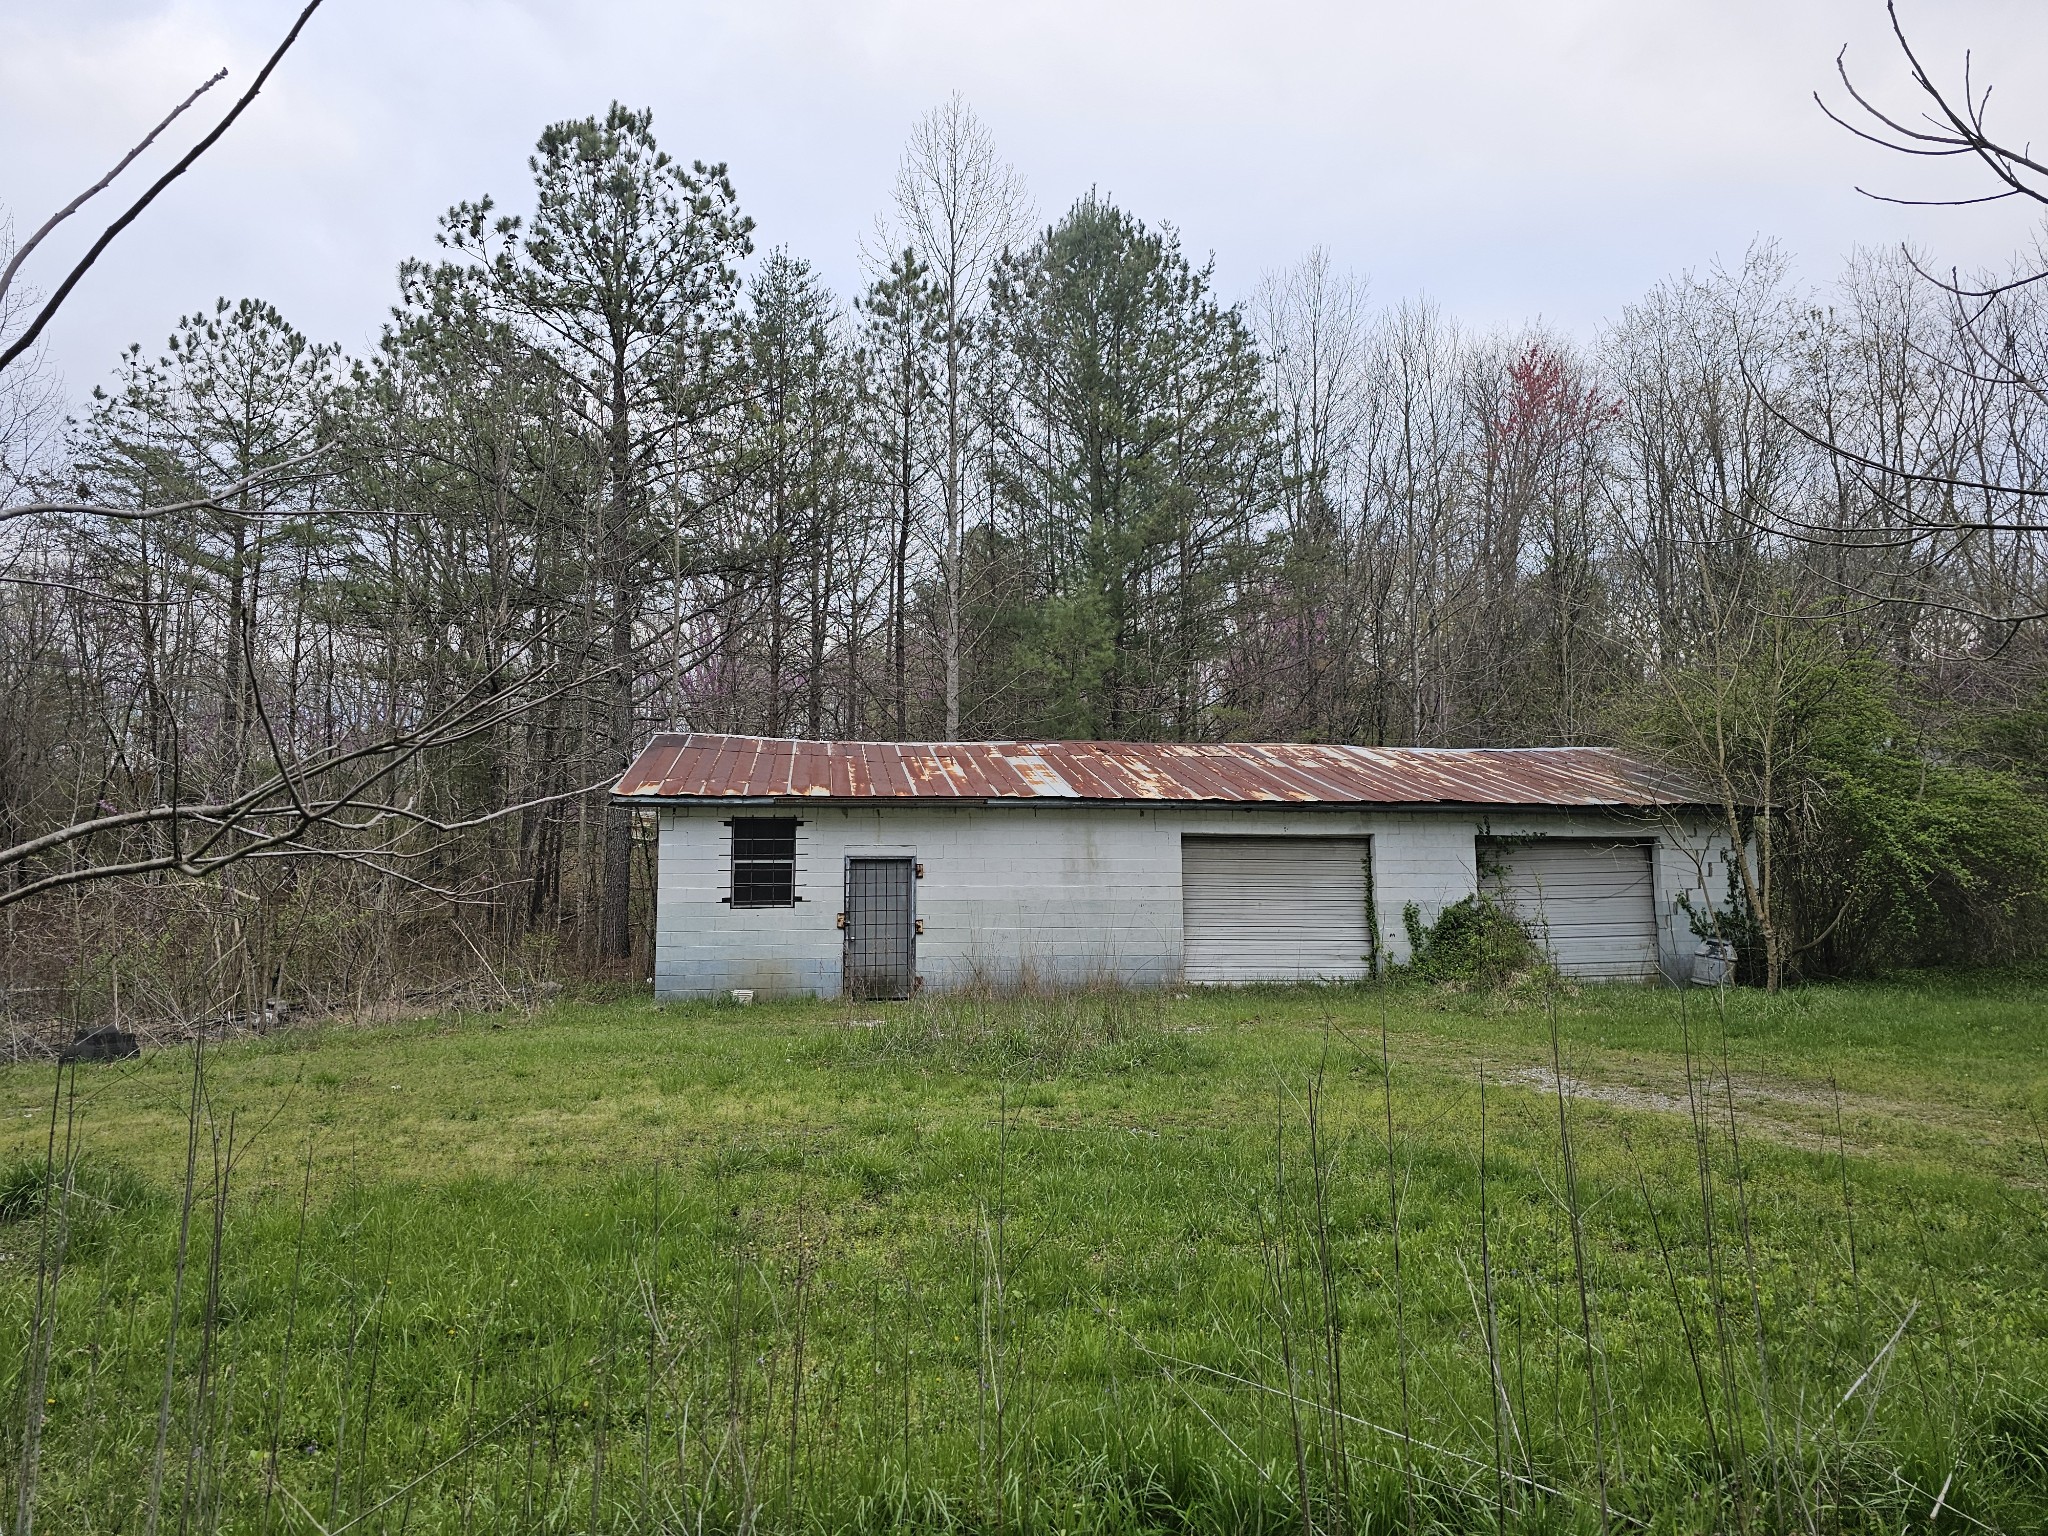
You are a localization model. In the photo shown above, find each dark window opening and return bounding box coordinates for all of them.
[730,817,798,907]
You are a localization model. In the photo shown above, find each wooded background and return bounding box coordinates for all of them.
[4,96,2045,1026]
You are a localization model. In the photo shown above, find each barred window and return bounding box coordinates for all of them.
[729,817,798,908]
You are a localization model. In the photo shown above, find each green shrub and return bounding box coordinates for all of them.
[1400,895,1542,988]
[1631,621,2048,981]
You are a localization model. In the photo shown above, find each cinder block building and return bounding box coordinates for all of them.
[613,735,1729,1000]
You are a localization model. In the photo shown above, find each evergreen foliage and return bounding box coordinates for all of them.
[985,195,1273,737]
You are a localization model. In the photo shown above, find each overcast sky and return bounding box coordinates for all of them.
[5,0,2046,408]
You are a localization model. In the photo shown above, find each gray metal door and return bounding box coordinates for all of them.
[844,857,916,1000]
[1482,839,1659,980]
[1181,836,1373,983]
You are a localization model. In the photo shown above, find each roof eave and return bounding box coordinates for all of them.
[612,791,1711,811]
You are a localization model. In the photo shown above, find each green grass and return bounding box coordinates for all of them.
[2,974,2045,1533]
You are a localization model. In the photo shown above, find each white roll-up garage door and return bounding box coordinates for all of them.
[1481,839,1659,980]
[1181,836,1373,983]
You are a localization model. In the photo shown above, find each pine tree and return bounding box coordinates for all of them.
[988,195,1273,738]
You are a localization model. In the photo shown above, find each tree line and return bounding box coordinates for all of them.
[4,93,2046,1020]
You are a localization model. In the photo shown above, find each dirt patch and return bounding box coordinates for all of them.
[1500,1064,2039,1182]
[1508,1066,1693,1117]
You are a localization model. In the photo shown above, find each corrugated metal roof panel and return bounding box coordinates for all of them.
[614,734,1707,808]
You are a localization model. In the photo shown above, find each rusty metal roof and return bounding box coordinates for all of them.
[614,734,1706,808]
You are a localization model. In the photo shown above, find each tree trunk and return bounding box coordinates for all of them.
[942,307,964,738]
[894,386,914,739]
[599,346,636,963]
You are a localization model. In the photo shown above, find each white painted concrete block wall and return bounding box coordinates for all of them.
[652,803,1729,999]
[655,804,1184,999]
[1646,816,1739,976]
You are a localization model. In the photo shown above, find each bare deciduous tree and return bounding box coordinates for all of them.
[886,95,1031,736]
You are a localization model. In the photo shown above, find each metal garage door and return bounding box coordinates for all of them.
[1181,836,1373,984]
[1482,839,1659,980]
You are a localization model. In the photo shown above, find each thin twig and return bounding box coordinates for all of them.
[0,69,227,310]
[0,1,329,373]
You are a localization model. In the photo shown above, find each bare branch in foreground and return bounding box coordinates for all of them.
[0,446,333,525]
[0,643,598,910]
[1771,2,2048,633]
[0,68,227,313]
[1819,1,2048,214]
[0,0,327,374]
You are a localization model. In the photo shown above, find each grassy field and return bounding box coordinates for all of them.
[1,973,2045,1533]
